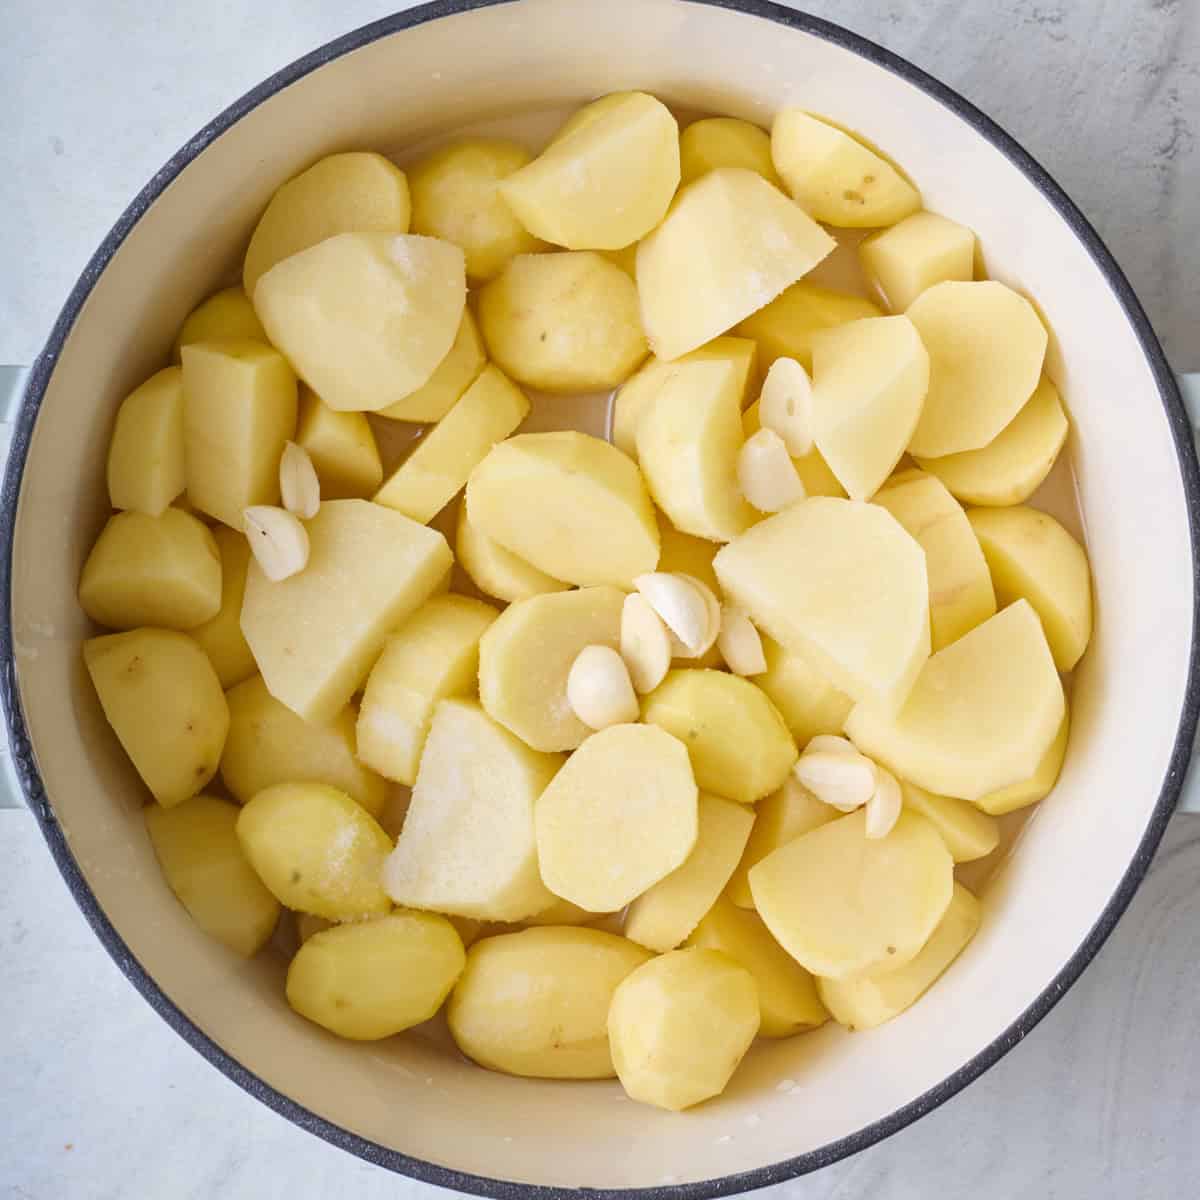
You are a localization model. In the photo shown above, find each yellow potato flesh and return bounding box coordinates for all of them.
[145,795,280,957]
[687,895,827,1037]
[968,505,1093,672]
[743,402,847,498]
[172,287,266,362]
[535,723,698,912]
[295,388,382,500]
[107,367,185,516]
[750,809,953,979]
[818,883,980,1030]
[608,948,759,1111]
[79,508,221,631]
[190,526,257,689]
[375,309,486,423]
[520,898,598,927]
[455,501,569,604]
[976,707,1069,815]
[287,911,464,1040]
[84,629,228,807]
[356,594,498,786]
[641,669,797,805]
[754,635,853,748]
[679,117,781,188]
[465,431,659,588]
[625,793,755,952]
[637,167,835,361]
[180,339,298,528]
[382,699,560,921]
[448,928,652,1079]
[899,781,999,862]
[859,211,975,311]
[845,600,1065,801]
[239,499,451,723]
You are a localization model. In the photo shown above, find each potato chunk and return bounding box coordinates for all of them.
[287,911,464,1040]
[356,594,499,786]
[295,389,382,499]
[715,497,930,711]
[84,629,228,807]
[976,707,1069,815]
[968,505,1092,671]
[771,110,920,227]
[750,809,953,979]
[253,232,466,412]
[608,948,759,1111]
[859,211,976,311]
[240,499,451,723]
[679,117,780,187]
[79,508,221,631]
[478,252,647,392]
[382,699,560,921]
[907,281,1048,458]
[536,723,698,912]
[448,928,651,1079]
[172,287,266,362]
[819,883,980,1030]
[500,92,680,250]
[845,600,1065,800]
[455,502,568,603]
[190,526,257,688]
[181,340,298,528]
[625,793,754,952]
[637,167,835,361]
[376,310,486,423]
[466,431,658,588]
[107,367,185,515]
[478,586,624,752]
[243,151,411,294]
[900,781,999,862]
[754,635,853,746]
[642,670,797,805]
[221,674,386,816]
[145,794,280,956]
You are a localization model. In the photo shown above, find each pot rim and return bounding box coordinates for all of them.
[3,1,1198,1195]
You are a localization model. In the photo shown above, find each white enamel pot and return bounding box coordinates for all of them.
[2,1,1199,1195]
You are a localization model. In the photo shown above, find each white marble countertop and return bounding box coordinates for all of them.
[2,2,1199,1198]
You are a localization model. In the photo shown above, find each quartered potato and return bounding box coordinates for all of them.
[173,287,266,362]
[859,211,976,312]
[754,635,853,747]
[295,388,383,500]
[900,780,1000,863]
[107,367,185,516]
[190,526,257,689]
[976,707,1070,815]
[455,502,569,604]
[376,310,487,423]
[679,117,780,187]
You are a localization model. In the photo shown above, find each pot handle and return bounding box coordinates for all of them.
[0,365,29,809]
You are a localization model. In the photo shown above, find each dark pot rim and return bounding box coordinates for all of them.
[3,1,1198,1197]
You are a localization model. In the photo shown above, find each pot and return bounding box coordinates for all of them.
[2,0,1199,1194]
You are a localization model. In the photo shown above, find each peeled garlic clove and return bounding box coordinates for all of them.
[804,734,858,757]
[620,592,672,694]
[865,767,903,839]
[279,440,320,519]
[737,429,807,514]
[634,572,711,657]
[758,356,814,457]
[674,573,721,658]
[793,750,877,813]
[243,505,310,582]
[718,605,767,676]
[566,644,640,730]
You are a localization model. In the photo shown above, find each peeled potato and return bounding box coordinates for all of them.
[287,911,464,1040]
[715,497,931,712]
[608,948,759,1111]
[899,780,999,862]
[356,594,499,786]
[859,211,975,312]
[409,138,544,280]
[874,470,996,650]
[172,287,266,362]
[383,699,560,921]
[107,367,185,516]
[754,635,853,747]
[637,167,835,361]
[455,501,569,604]
[478,586,624,752]
[466,431,659,588]
[907,281,1048,458]
[253,232,466,413]
[743,403,847,498]
[448,928,652,1078]
[535,723,698,912]
[750,809,953,979]
[478,251,647,392]
[625,793,755,952]
[295,388,382,500]
[687,896,827,1037]
[819,883,980,1030]
[679,117,780,187]
[845,600,1065,801]
[521,898,598,928]
[376,310,487,423]
[84,629,228,807]
[771,110,920,227]
[810,315,929,499]
[145,794,280,957]
[642,669,797,806]
[243,151,411,294]
[968,506,1092,672]
[500,92,680,250]
[79,508,221,631]
[976,707,1069,815]
[190,526,257,688]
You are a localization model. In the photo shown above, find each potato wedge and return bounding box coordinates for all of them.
[295,388,382,500]
[679,117,780,188]
[172,287,266,362]
[754,635,853,747]
[190,526,257,688]
[859,211,975,312]
[455,501,569,604]
[976,707,1070,815]
[900,780,999,862]
[107,367,185,516]
[376,310,487,423]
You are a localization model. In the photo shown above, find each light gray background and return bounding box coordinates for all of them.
[2,2,1199,1197]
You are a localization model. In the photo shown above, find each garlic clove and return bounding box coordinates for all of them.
[243,505,310,582]
[804,734,859,757]
[758,356,814,457]
[718,605,767,676]
[634,572,711,657]
[674,573,721,658]
[737,428,807,514]
[793,750,877,812]
[865,767,903,839]
[620,592,673,694]
[566,644,640,730]
[279,440,320,519]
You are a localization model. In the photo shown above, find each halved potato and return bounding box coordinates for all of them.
[679,117,780,187]
[455,501,569,604]
[900,780,999,862]
[376,310,487,423]
[190,526,257,688]
[858,212,975,311]
[173,287,266,362]
[107,367,185,515]
[295,388,382,499]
